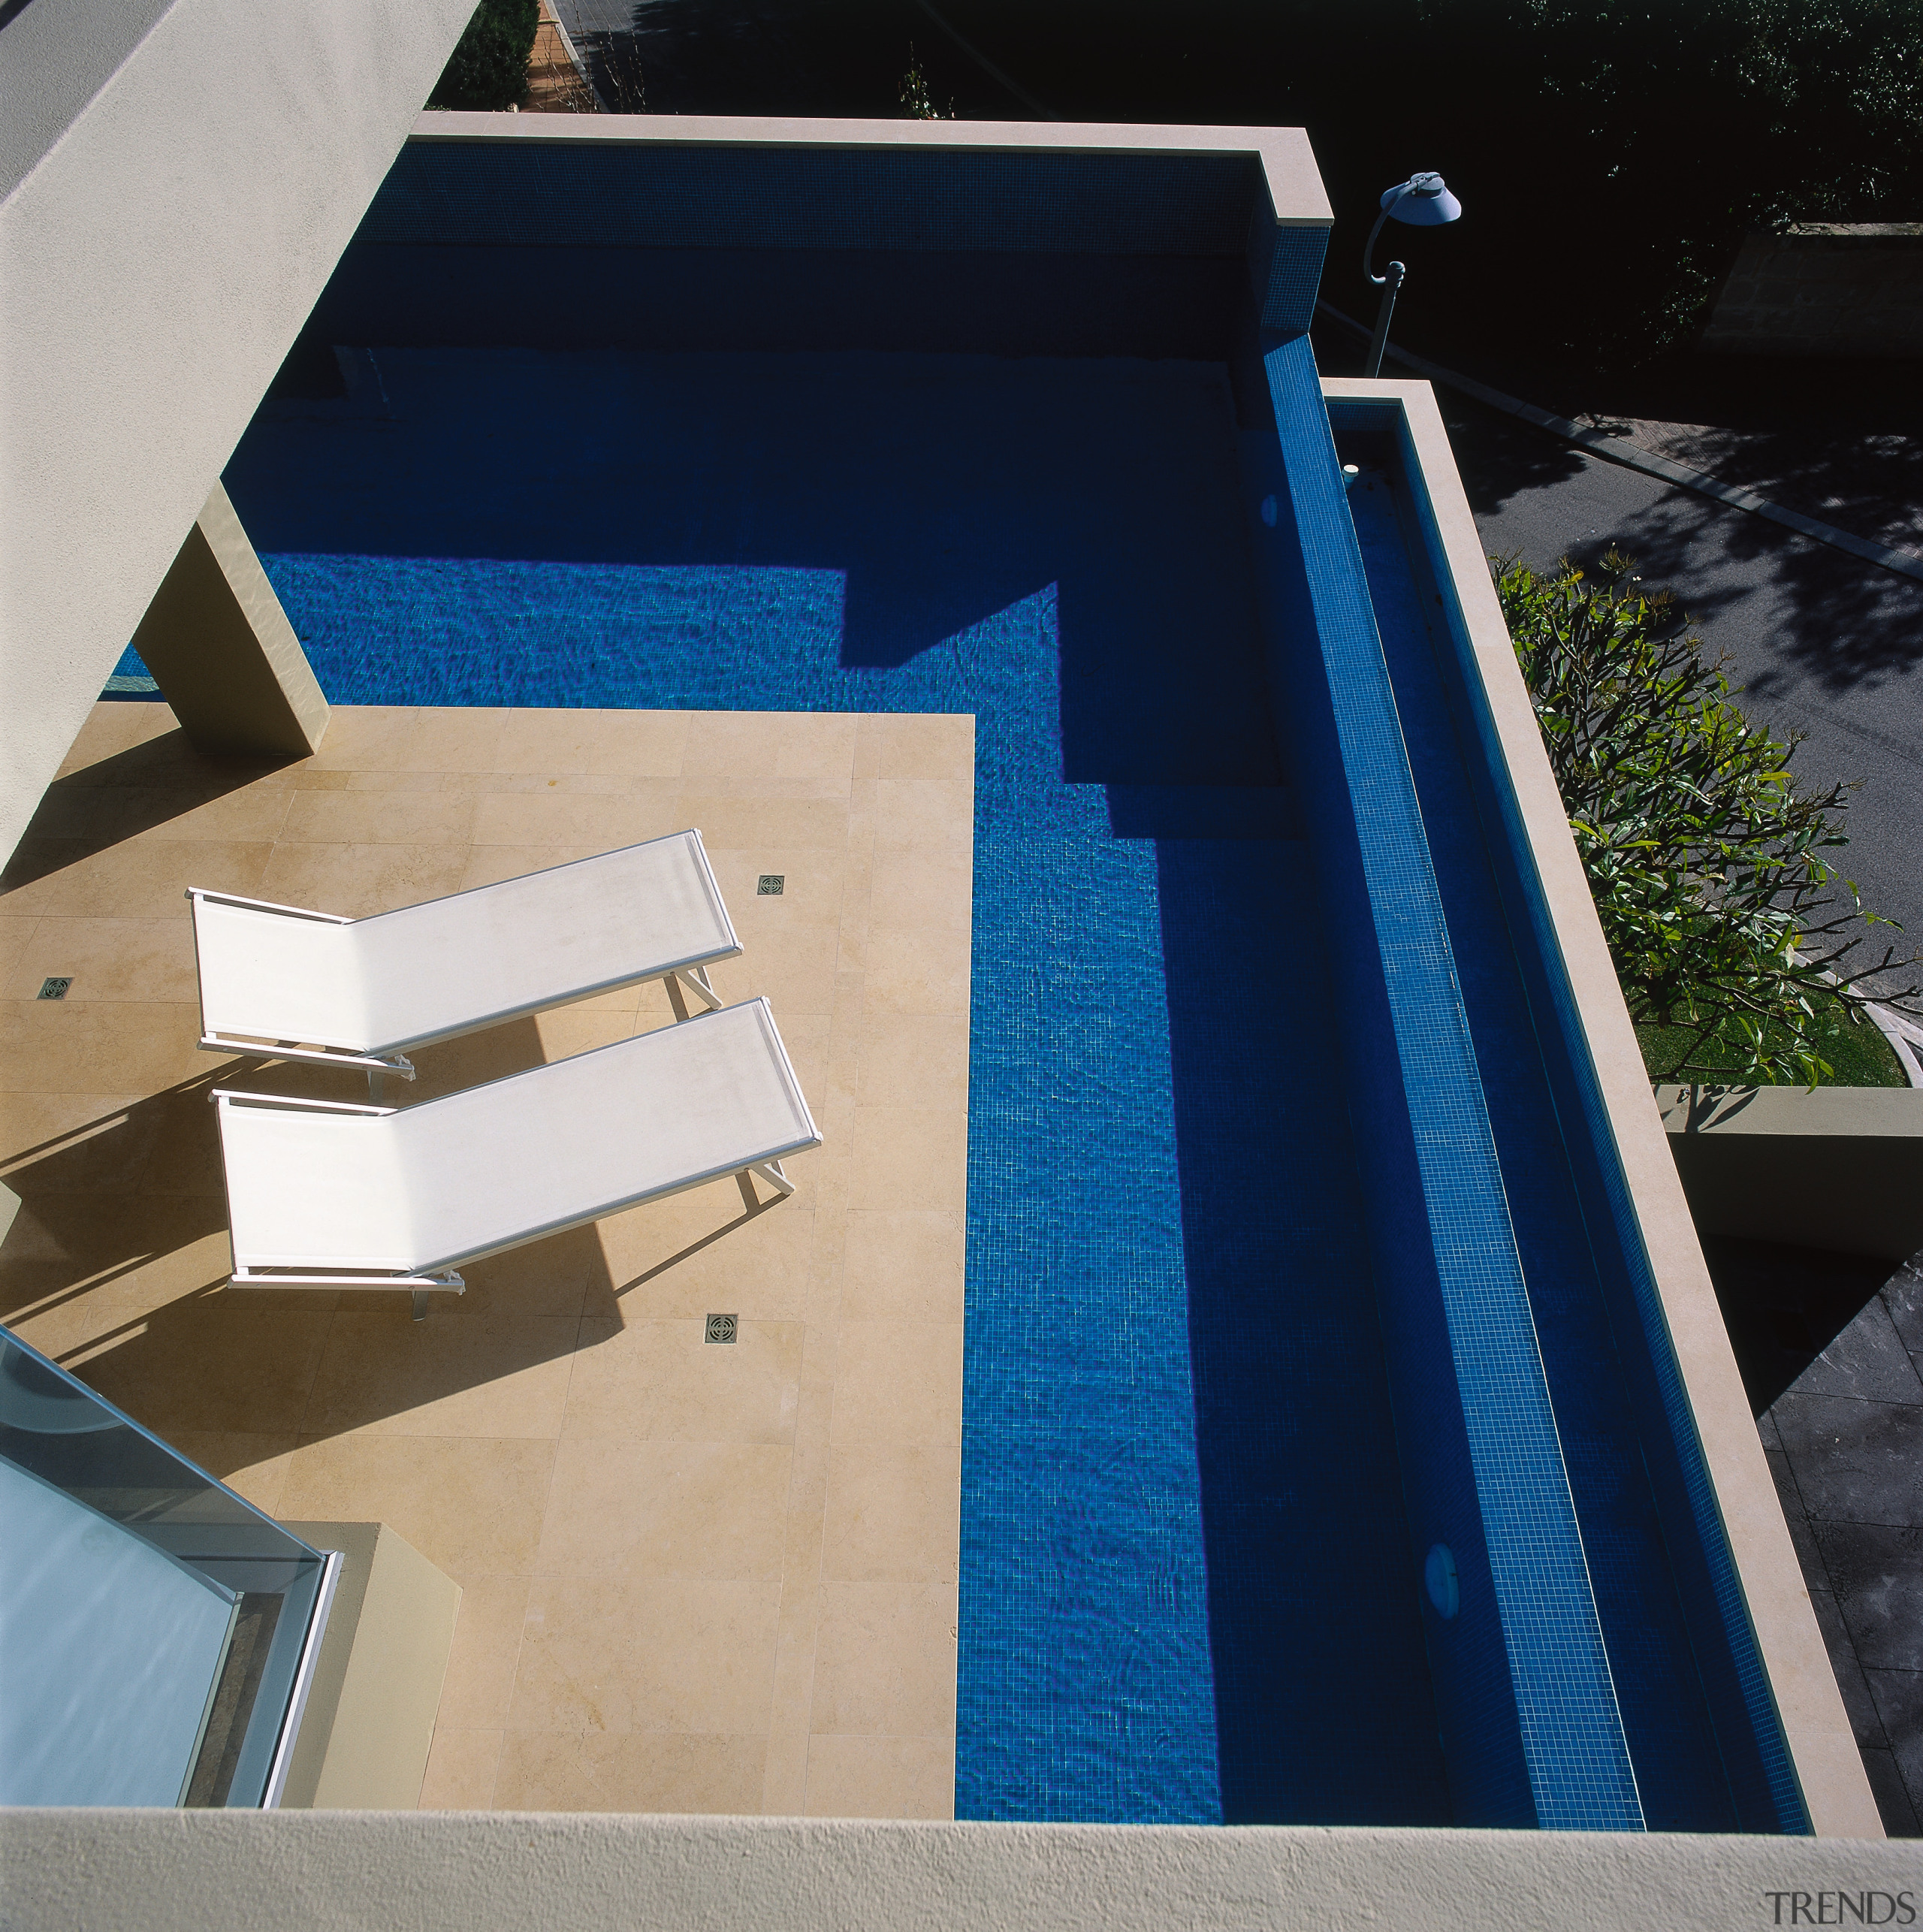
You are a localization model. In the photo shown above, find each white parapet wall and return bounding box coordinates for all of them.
[2,1812,1920,1932]
[0,0,475,866]
[1657,1083,1923,1262]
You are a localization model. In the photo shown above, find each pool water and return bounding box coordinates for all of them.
[210,344,1453,1824]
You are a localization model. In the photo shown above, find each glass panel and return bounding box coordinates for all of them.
[0,1326,328,1807]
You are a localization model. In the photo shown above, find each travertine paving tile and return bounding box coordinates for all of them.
[257,841,472,919]
[680,794,850,852]
[81,784,297,846]
[2,917,198,1005]
[493,1731,765,1813]
[419,1728,504,1810]
[536,1438,793,1580]
[457,843,605,892]
[303,707,507,774]
[830,1323,965,1447]
[820,1444,964,1585]
[805,1734,956,1819]
[868,848,973,931]
[434,1574,534,1731]
[864,925,971,1016]
[592,1189,820,1322]
[0,702,971,1822]
[71,1298,336,1435]
[159,1431,301,1517]
[562,1318,802,1443]
[302,1311,582,1440]
[680,712,815,777]
[0,916,38,987]
[508,1575,782,1734]
[39,838,273,920]
[469,788,682,849]
[881,715,975,782]
[841,1212,967,1324]
[856,1013,970,1109]
[491,707,689,777]
[1,999,208,1095]
[277,1435,557,1586]
[811,1582,959,1737]
[871,780,974,855]
[2,1091,163,1194]
[51,701,177,774]
[849,1109,970,1212]
[279,787,479,847]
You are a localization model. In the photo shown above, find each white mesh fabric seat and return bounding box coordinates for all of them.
[215,998,820,1316]
[189,832,738,1082]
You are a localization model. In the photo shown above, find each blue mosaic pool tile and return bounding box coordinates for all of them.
[1252,337,1645,1831]
[1254,224,1331,336]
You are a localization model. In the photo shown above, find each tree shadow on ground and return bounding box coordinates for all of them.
[1443,391,1923,702]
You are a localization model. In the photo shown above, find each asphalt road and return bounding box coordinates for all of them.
[1435,389,1923,995]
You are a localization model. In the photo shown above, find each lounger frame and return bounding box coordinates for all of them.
[187,834,739,1091]
[213,1001,817,1318]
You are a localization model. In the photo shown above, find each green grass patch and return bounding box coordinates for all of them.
[1638,995,1908,1087]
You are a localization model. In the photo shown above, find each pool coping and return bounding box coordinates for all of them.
[406,109,1334,228]
[1322,376,1882,1838]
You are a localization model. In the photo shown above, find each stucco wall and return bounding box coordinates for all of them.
[0,0,475,867]
[3,1812,1919,1932]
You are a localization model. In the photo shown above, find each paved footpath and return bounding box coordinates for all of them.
[1402,367,1923,984]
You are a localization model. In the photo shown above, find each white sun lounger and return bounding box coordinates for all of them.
[188,831,740,1088]
[188,823,741,1082]
[214,997,820,1318]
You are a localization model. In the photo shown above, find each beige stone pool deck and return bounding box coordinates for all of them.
[0,700,973,1819]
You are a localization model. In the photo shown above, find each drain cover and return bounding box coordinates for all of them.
[38,978,71,1001]
[758,875,783,895]
[705,1313,738,1345]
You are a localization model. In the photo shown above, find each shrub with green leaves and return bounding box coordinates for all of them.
[1496,552,1920,1085]
[427,0,539,113]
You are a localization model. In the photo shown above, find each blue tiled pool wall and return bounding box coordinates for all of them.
[1328,398,1810,1834]
[304,244,1254,364]
[1230,421,1495,1823]
[298,135,1327,369]
[376,141,1265,257]
[365,137,1324,339]
[1249,340,1645,1832]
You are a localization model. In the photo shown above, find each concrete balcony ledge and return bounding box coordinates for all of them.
[1657,1084,1923,1260]
[4,1810,1921,1932]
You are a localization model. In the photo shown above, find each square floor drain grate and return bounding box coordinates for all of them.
[757,874,783,895]
[38,977,71,1001]
[705,1313,738,1345]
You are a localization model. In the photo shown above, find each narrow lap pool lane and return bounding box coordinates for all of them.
[225,346,1450,1824]
[1343,447,1736,1828]
[1335,416,1808,1833]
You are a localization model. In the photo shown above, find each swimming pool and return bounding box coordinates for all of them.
[129,122,1816,1832]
